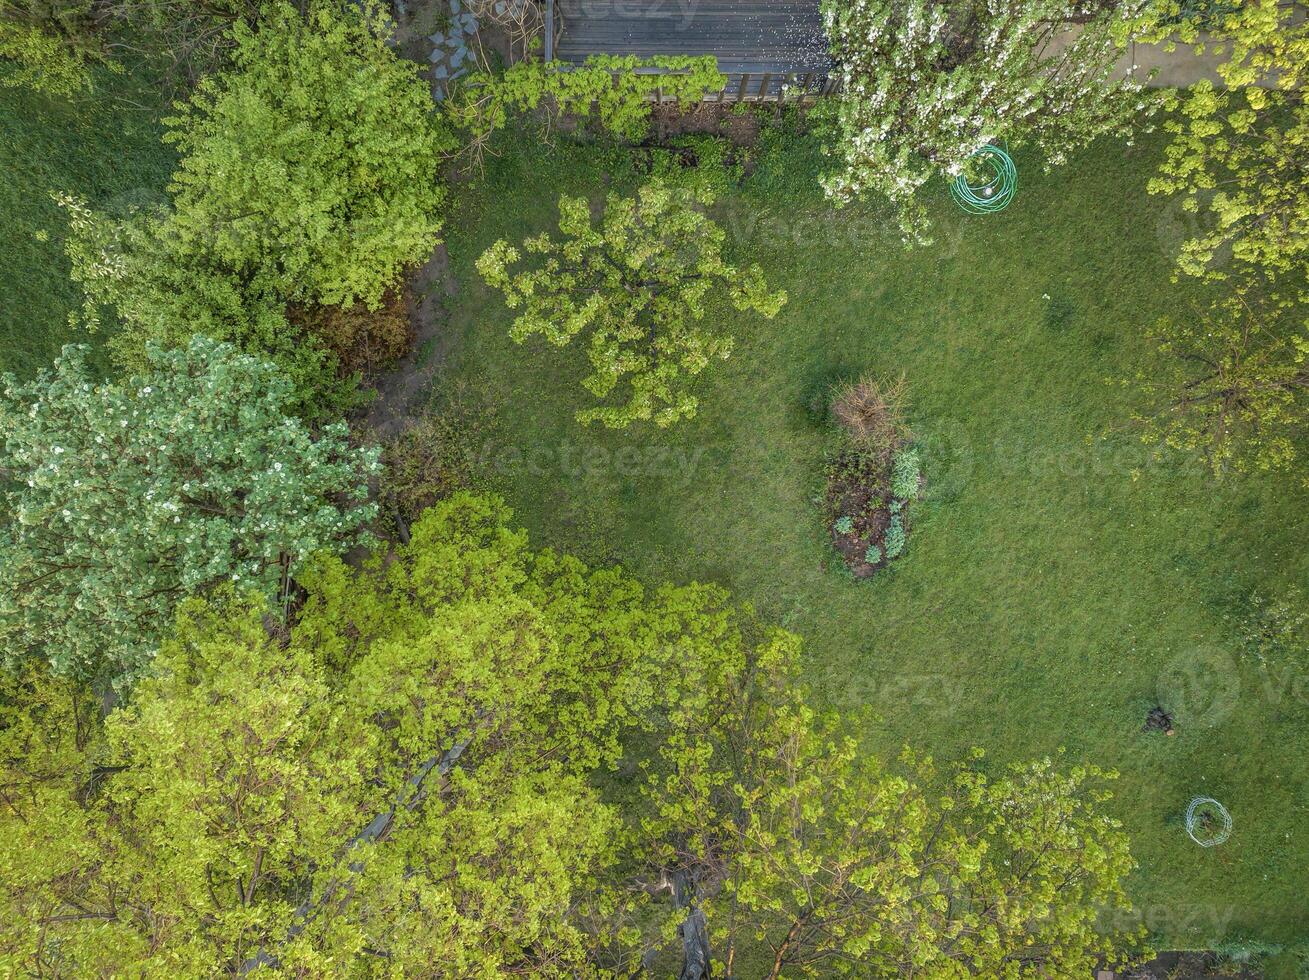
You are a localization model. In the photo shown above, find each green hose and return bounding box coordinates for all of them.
[950,145,1017,214]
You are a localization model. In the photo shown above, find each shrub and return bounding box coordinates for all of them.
[834,515,854,535]
[0,10,98,97]
[164,1,451,309]
[58,1,449,419]
[57,194,372,424]
[831,374,908,457]
[650,135,745,197]
[891,447,922,500]
[450,54,726,151]
[864,544,883,564]
[884,516,906,559]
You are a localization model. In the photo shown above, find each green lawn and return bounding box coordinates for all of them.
[0,77,174,378]
[5,75,1305,952]
[435,121,1309,950]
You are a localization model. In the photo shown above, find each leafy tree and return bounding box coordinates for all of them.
[0,493,744,974]
[163,0,451,309]
[477,180,787,428]
[450,53,726,164]
[636,636,1144,978]
[56,191,360,420]
[1146,0,1309,284]
[0,336,377,689]
[0,496,1143,974]
[1117,277,1309,479]
[58,1,450,417]
[0,0,100,97]
[816,0,1159,240]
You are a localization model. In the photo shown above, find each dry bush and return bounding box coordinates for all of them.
[830,373,909,456]
[293,286,414,379]
[469,0,543,60]
[379,412,471,530]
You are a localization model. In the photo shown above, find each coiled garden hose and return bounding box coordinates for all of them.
[950,145,1017,214]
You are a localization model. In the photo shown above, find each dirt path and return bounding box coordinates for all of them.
[363,243,454,440]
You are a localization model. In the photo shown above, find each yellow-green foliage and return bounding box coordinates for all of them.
[0,2,99,97]
[0,493,1144,973]
[163,1,452,308]
[451,53,726,145]
[0,494,743,973]
[638,636,1145,976]
[57,1,451,418]
[1120,277,1309,480]
[477,179,786,428]
[0,18,91,96]
[1148,0,1309,283]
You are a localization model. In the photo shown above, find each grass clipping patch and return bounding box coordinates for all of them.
[824,375,921,578]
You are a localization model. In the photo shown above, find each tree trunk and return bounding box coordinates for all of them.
[666,870,712,980]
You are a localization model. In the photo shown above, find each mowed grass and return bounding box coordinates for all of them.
[0,75,174,378]
[436,122,1309,949]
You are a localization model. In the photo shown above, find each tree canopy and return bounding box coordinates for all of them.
[58,0,451,419]
[1147,0,1309,285]
[636,628,1142,978]
[1119,276,1308,480]
[1123,0,1309,479]
[0,493,1145,975]
[0,1,101,97]
[817,0,1158,240]
[163,0,451,309]
[0,494,740,974]
[0,336,377,689]
[477,180,787,428]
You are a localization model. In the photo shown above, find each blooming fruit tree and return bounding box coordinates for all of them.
[817,0,1159,239]
[0,336,378,688]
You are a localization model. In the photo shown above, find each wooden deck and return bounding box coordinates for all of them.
[548,0,833,99]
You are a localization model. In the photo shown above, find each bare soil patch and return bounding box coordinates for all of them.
[826,449,895,578]
[650,102,763,147]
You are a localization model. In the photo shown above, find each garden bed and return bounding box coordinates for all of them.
[821,376,921,578]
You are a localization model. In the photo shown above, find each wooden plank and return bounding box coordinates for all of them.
[547,0,837,103]
[552,0,831,71]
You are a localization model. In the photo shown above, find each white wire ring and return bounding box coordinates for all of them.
[1185,797,1232,847]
